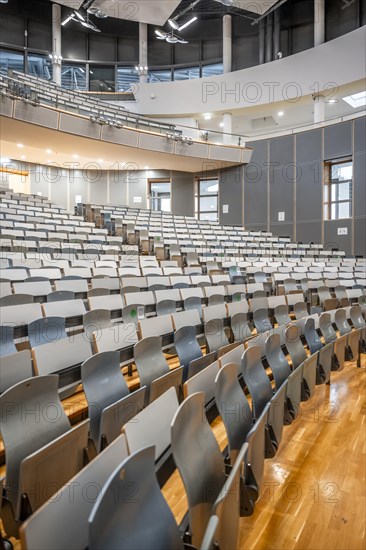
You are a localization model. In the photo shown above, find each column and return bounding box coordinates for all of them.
[223,14,232,73]
[259,19,265,64]
[273,9,281,60]
[52,3,62,86]
[314,0,325,47]
[313,95,325,124]
[265,13,273,63]
[139,22,148,84]
[223,112,232,145]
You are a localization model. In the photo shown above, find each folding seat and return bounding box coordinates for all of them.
[253,308,273,334]
[304,317,323,354]
[174,325,203,381]
[1,302,43,327]
[317,286,339,310]
[319,313,347,371]
[190,274,211,287]
[87,446,187,550]
[0,294,34,306]
[334,309,361,365]
[231,312,252,343]
[88,294,124,315]
[226,284,247,301]
[204,316,230,354]
[28,317,67,348]
[293,301,309,319]
[346,288,365,303]
[265,334,292,391]
[186,252,200,267]
[211,273,230,285]
[170,275,191,288]
[63,266,92,278]
[81,352,145,451]
[274,304,292,326]
[0,375,89,534]
[202,303,226,323]
[13,279,52,299]
[93,322,138,355]
[134,337,182,404]
[124,290,155,307]
[29,268,62,280]
[46,290,75,302]
[42,298,86,319]
[286,292,305,308]
[138,314,174,339]
[90,277,120,292]
[215,363,252,461]
[123,387,179,462]
[0,349,33,393]
[172,309,201,332]
[350,305,366,351]
[83,309,111,336]
[246,282,265,296]
[54,278,88,295]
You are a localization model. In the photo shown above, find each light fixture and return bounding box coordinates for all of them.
[21,155,26,160]
[49,53,63,65]
[277,111,284,116]
[154,28,189,44]
[135,65,148,76]
[17,143,24,148]
[87,6,108,18]
[166,35,179,43]
[73,154,79,159]
[178,16,197,31]
[168,18,180,30]
[98,158,103,163]
[342,91,365,108]
[46,149,52,154]
[328,99,337,104]
[219,122,224,127]
[61,10,101,32]
[203,113,212,120]
[145,166,149,169]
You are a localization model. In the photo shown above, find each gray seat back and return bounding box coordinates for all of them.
[156,299,176,316]
[285,324,307,368]
[28,317,67,348]
[231,312,252,343]
[171,392,226,547]
[0,325,16,356]
[174,325,202,381]
[0,375,70,515]
[123,387,179,461]
[242,346,273,420]
[215,363,252,462]
[83,309,111,339]
[334,309,351,336]
[245,402,268,500]
[81,351,130,450]
[204,318,229,353]
[350,305,366,329]
[0,294,34,306]
[319,313,337,343]
[253,307,273,334]
[47,290,75,302]
[88,446,184,550]
[304,317,324,354]
[293,301,308,319]
[0,349,33,393]
[183,296,202,318]
[274,304,292,326]
[134,336,170,399]
[265,333,292,390]
[20,435,129,550]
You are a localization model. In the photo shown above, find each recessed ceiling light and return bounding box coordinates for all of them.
[17,143,24,148]
[21,155,26,160]
[145,166,149,169]
[98,158,103,162]
[278,111,284,116]
[342,91,366,109]
[46,149,52,154]
[73,154,79,159]
[219,122,224,127]
[328,99,337,104]
[203,113,212,120]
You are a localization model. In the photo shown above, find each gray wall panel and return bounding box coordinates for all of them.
[269,135,294,167]
[48,168,68,210]
[171,171,194,217]
[324,121,352,160]
[243,168,268,228]
[128,170,147,209]
[270,167,295,238]
[324,219,352,255]
[109,172,128,206]
[296,222,322,244]
[296,129,322,163]
[354,218,366,257]
[90,173,108,204]
[296,161,322,223]
[354,117,366,154]
[354,151,366,219]
[219,166,243,226]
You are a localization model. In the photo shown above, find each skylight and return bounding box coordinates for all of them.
[342,91,366,109]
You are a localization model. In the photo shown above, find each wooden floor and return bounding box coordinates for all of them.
[3,357,365,550]
[162,357,366,550]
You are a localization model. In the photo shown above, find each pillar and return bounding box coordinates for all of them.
[265,13,273,63]
[52,3,62,86]
[223,112,232,144]
[259,19,265,64]
[313,95,325,124]
[223,15,232,73]
[314,0,325,47]
[139,22,148,84]
[273,9,281,60]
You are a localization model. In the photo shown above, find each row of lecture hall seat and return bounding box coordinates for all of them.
[0,189,365,549]
[1,71,181,136]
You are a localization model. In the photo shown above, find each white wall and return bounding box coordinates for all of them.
[127,28,366,116]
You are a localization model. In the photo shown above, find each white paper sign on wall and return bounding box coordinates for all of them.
[337,227,348,235]
[75,195,82,204]
[222,204,229,214]
[134,196,142,203]
[278,211,285,221]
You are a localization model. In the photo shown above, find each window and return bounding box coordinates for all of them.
[148,69,172,83]
[0,49,24,75]
[89,66,115,92]
[201,63,223,77]
[195,178,218,221]
[149,180,171,212]
[173,66,200,81]
[116,67,139,92]
[61,64,87,90]
[324,160,353,220]
[27,53,52,80]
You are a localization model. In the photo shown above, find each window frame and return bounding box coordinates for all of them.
[324,159,353,221]
[195,177,219,221]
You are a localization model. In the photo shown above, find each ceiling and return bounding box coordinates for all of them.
[0,117,240,172]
